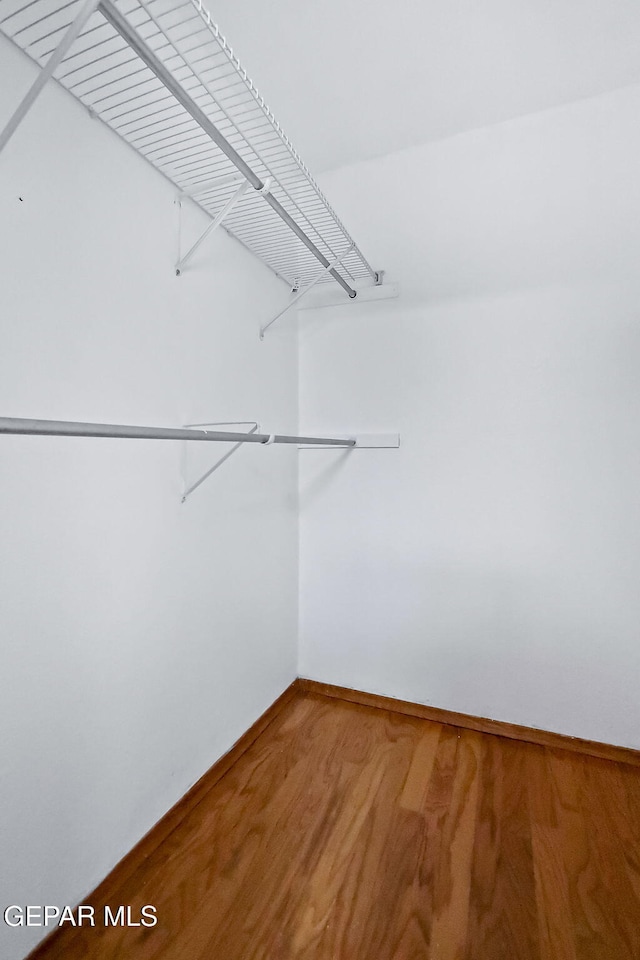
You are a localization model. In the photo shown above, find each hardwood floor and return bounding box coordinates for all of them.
[29,690,640,960]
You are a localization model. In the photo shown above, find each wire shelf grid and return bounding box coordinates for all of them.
[1,0,376,289]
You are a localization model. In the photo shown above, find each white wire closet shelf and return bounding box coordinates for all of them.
[0,0,377,292]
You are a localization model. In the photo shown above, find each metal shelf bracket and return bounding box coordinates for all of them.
[260,244,355,339]
[176,181,252,276]
[181,421,259,502]
[0,0,101,156]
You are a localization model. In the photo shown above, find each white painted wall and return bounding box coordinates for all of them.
[0,38,297,960]
[210,0,640,171]
[299,84,640,750]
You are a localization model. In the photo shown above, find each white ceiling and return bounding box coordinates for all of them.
[209,0,640,172]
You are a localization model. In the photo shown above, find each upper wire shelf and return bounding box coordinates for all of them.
[0,0,376,290]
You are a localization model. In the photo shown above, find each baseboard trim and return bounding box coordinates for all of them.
[26,679,299,960]
[298,678,640,768]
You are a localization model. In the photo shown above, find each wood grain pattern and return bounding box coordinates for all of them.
[298,678,640,768]
[27,687,640,960]
[26,680,299,960]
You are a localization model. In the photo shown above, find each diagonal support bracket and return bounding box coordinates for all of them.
[260,244,355,339]
[0,0,101,156]
[175,180,254,275]
[181,421,259,502]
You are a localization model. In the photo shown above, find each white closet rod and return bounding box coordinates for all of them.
[0,417,355,447]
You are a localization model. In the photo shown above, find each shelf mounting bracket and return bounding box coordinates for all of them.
[176,180,252,275]
[260,244,355,339]
[0,0,101,156]
[181,421,259,501]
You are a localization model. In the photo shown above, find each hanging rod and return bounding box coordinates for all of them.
[0,417,356,447]
[96,0,357,301]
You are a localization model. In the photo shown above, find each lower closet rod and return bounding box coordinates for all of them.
[0,417,355,447]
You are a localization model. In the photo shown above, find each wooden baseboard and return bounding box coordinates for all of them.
[27,679,299,960]
[298,678,640,768]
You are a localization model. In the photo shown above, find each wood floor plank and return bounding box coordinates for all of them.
[26,690,640,960]
[399,723,443,812]
[289,715,420,958]
[363,724,462,960]
[548,751,640,960]
[429,729,482,960]
[578,758,640,958]
[615,763,640,903]
[527,746,577,960]
[466,735,540,960]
